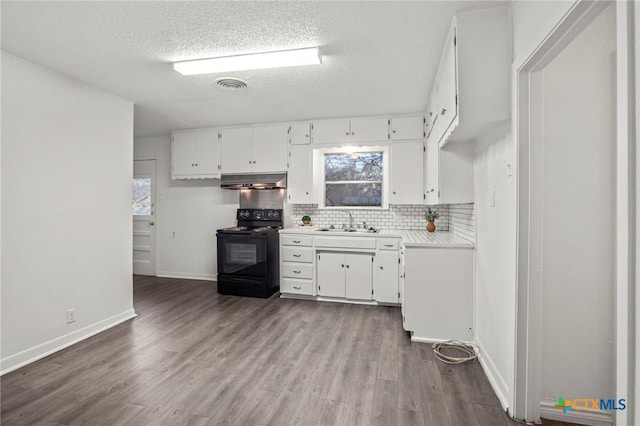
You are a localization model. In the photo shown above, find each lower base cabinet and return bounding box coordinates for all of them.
[317,252,373,300]
[373,251,400,303]
[403,247,473,341]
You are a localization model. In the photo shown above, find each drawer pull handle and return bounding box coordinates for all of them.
[293,254,302,257]
[380,266,384,270]
[384,244,393,247]
[293,240,301,244]
[293,286,302,290]
[293,270,301,274]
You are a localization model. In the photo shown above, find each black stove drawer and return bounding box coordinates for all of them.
[217,275,277,298]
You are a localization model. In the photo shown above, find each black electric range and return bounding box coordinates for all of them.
[216,209,282,298]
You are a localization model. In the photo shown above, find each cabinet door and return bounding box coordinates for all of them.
[172,132,197,177]
[349,117,389,142]
[289,123,311,145]
[426,87,438,134]
[287,145,312,204]
[374,251,399,304]
[317,252,345,298]
[435,27,458,140]
[345,253,373,300]
[390,141,424,205]
[390,117,425,140]
[311,119,350,145]
[253,125,288,173]
[195,130,220,176]
[425,136,440,205]
[220,127,254,174]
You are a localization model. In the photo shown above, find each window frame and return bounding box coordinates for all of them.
[313,145,390,210]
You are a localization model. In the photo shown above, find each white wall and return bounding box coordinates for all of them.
[540,2,616,402]
[1,54,136,373]
[134,136,238,280]
[473,120,516,410]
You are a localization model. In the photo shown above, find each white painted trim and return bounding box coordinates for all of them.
[513,1,612,422]
[133,157,159,277]
[475,337,510,413]
[409,336,473,345]
[279,293,399,307]
[539,400,613,426]
[156,272,216,281]
[0,309,137,375]
[615,3,636,426]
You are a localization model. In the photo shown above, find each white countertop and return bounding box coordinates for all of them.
[280,227,474,248]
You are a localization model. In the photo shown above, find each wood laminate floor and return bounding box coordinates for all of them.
[2,276,579,426]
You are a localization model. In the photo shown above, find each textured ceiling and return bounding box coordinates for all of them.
[1,1,505,137]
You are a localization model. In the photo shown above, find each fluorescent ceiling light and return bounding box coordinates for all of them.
[173,47,321,75]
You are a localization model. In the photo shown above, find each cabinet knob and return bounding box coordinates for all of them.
[305,134,309,137]
[305,192,309,195]
[392,191,396,195]
[341,264,345,268]
[346,265,350,268]
[380,266,384,270]
[392,130,396,133]
[441,108,447,115]
[253,161,256,164]
[195,163,198,166]
[249,160,252,164]
[351,132,355,135]
[345,132,349,136]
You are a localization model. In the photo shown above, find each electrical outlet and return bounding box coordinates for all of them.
[67,308,76,324]
[171,231,177,238]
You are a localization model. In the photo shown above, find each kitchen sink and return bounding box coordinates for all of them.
[316,228,379,234]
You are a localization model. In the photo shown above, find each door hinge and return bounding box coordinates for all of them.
[288,194,291,200]
[319,285,321,291]
[318,254,321,261]
[438,190,440,197]
[388,119,391,125]
[454,36,456,46]
[423,194,426,200]
[372,256,374,263]
[372,289,374,295]
[455,94,458,106]
[388,133,390,140]
[423,131,426,138]
[398,258,400,264]
[218,132,221,139]
[398,291,400,299]
[423,146,426,152]
[288,126,291,134]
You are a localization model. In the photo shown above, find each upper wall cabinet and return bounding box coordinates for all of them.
[312,117,389,144]
[289,123,312,145]
[220,125,288,174]
[390,116,425,141]
[428,6,510,146]
[389,141,424,204]
[171,129,221,180]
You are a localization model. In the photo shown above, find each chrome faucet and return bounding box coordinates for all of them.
[340,210,354,230]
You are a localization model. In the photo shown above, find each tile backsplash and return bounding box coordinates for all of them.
[291,203,475,242]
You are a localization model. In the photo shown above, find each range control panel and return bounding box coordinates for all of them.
[237,209,282,221]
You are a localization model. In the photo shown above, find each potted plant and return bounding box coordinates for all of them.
[301,215,312,226]
[424,208,439,232]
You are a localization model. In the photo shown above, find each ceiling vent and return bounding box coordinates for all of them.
[215,77,248,90]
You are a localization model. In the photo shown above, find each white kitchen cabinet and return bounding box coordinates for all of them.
[171,130,221,180]
[424,136,473,205]
[404,247,473,341]
[317,252,347,298]
[373,251,399,304]
[345,253,373,300]
[220,126,287,174]
[390,116,425,141]
[311,119,351,145]
[287,145,313,204]
[390,141,424,205]
[317,251,373,300]
[220,127,254,174]
[289,122,311,145]
[349,117,389,143]
[426,6,510,146]
[312,117,389,144]
[280,235,314,296]
[253,125,288,172]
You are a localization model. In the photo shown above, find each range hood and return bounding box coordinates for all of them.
[220,173,287,190]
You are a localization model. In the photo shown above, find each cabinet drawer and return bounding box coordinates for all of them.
[281,278,313,295]
[282,246,313,263]
[282,262,313,279]
[314,237,376,249]
[281,235,313,247]
[377,239,399,250]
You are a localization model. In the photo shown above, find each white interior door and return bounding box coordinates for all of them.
[133,159,156,276]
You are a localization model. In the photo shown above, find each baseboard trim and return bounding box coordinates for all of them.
[156,271,216,281]
[280,293,400,307]
[540,400,613,426]
[410,336,474,344]
[1,309,137,375]
[475,338,510,412]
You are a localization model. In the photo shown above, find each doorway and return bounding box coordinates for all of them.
[513,2,628,425]
[133,159,156,276]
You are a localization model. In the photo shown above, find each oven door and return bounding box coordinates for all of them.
[217,233,268,277]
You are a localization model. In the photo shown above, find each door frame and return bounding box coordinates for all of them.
[133,157,158,276]
[512,1,635,424]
